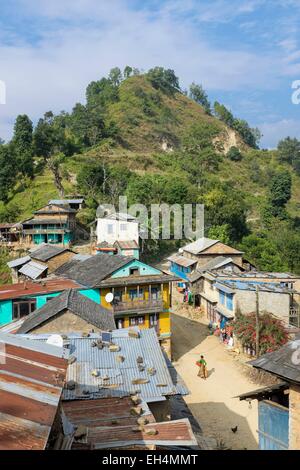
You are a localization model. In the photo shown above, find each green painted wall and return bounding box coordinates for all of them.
[0,300,13,326]
[0,287,101,326]
[79,288,100,303]
[111,259,161,278]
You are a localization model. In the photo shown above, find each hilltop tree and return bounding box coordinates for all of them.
[189,83,211,114]
[147,67,180,94]
[12,114,34,177]
[213,102,234,127]
[123,66,133,79]
[108,67,123,87]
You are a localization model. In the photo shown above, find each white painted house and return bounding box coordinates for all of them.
[96,212,140,258]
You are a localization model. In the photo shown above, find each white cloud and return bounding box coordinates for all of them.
[0,0,294,145]
[259,119,300,148]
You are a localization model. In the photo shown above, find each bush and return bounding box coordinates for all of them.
[227,146,242,161]
[234,312,289,355]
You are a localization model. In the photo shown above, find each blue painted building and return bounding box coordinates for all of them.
[0,278,100,326]
[168,254,197,287]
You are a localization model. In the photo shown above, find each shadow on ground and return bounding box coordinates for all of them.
[171,312,210,361]
[187,401,258,450]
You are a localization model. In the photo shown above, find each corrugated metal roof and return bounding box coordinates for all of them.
[0,332,69,450]
[49,199,84,205]
[18,261,48,280]
[167,254,197,268]
[63,398,197,449]
[0,278,83,300]
[7,255,31,269]
[20,328,188,402]
[183,237,219,255]
[115,240,139,249]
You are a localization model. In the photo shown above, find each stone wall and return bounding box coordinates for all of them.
[31,309,101,334]
[289,384,300,450]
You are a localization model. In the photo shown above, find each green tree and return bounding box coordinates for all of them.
[277,137,300,175]
[108,67,123,87]
[204,187,248,241]
[213,101,234,127]
[12,114,34,177]
[189,83,211,113]
[123,65,133,79]
[77,162,105,202]
[0,145,16,202]
[208,224,231,245]
[268,170,291,215]
[147,67,180,94]
[232,119,260,149]
[227,146,242,161]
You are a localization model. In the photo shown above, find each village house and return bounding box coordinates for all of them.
[180,237,245,268]
[21,203,77,246]
[16,289,116,335]
[55,253,177,356]
[187,269,300,328]
[7,244,76,283]
[22,328,189,424]
[237,338,300,450]
[0,332,68,450]
[14,328,196,450]
[62,396,197,450]
[93,211,140,259]
[0,278,102,327]
[0,223,22,245]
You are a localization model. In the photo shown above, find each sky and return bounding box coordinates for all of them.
[1,0,300,148]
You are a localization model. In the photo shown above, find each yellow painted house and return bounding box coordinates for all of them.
[56,254,177,356]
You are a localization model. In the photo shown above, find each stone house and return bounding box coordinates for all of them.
[16,289,116,335]
[238,338,300,450]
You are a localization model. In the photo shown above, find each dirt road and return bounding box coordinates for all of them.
[171,311,262,450]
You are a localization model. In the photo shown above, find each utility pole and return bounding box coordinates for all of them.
[255,285,260,358]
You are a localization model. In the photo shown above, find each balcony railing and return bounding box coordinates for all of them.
[289,307,300,328]
[112,298,164,313]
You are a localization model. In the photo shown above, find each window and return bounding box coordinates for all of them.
[117,318,125,329]
[129,316,145,326]
[219,291,225,305]
[114,290,123,301]
[13,298,36,320]
[107,224,113,234]
[120,223,127,231]
[151,286,161,300]
[129,289,138,300]
[129,267,139,276]
[149,313,159,332]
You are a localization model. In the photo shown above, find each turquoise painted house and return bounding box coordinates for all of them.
[0,278,100,326]
[21,204,76,246]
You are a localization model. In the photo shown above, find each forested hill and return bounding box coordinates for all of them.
[1,66,300,273]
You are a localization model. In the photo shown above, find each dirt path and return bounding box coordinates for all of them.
[171,311,262,450]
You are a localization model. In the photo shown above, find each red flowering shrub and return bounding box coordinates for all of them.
[233,312,289,355]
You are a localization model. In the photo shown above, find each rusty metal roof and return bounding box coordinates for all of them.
[0,332,69,450]
[63,397,197,449]
[0,278,83,300]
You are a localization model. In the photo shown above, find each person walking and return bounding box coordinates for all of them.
[197,355,208,379]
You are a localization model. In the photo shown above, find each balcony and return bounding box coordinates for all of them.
[289,306,300,328]
[112,298,164,314]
